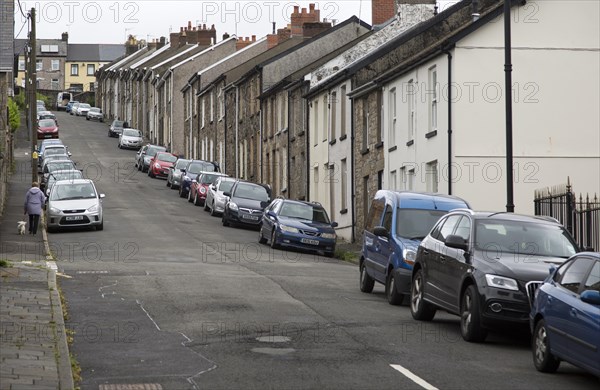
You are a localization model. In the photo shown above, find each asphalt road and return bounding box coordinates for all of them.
[52,112,599,389]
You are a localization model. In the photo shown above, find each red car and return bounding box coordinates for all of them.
[148,152,178,178]
[37,119,59,139]
[189,172,228,206]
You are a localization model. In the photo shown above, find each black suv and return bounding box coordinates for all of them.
[222,181,271,228]
[410,210,579,342]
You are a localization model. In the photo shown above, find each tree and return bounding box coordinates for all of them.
[8,98,21,133]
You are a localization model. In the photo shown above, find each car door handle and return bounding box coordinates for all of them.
[547,296,552,304]
[422,249,430,255]
[439,256,446,263]
[571,308,577,317]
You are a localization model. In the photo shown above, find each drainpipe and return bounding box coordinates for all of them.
[350,81,356,243]
[235,85,239,178]
[306,97,311,201]
[169,74,173,151]
[287,88,292,194]
[444,48,453,195]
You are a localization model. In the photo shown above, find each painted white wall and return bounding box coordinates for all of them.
[308,90,331,218]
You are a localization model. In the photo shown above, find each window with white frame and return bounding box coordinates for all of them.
[341,158,347,210]
[36,60,42,71]
[201,97,206,128]
[322,95,328,142]
[429,66,438,132]
[219,88,224,120]
[426,160,439,192]
[51,60,59,71]
[340,85,347,138]
[18,59,25,71]
[400,167,407,190]
[280,93,287,131]
[407,79,415,141]
[330,91,337,141]
[210,90,214,122]
[70,63,78,75]
[408,168,415,191]
[313,165,319,185]
[313,100,319,146]
[390,170,397,190]
[50,79,59,90]
[87,64,95,75]
[389,88,397,147]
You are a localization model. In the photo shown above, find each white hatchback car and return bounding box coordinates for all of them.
[205,176,237,216]
[118,128,143,150]
[46,179,105,232]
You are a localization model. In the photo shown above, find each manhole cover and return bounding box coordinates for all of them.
[99,384,162,390]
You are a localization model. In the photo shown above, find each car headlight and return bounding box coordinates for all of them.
[485,274,519,291]
[87,204,99,213]
[200,187,206,194]
[280,225,299,234]
[321,232,336,239]
[403,248,417,265]
[49,207,61,214]
[154,163,161,169]
[228,202,238,211]
[144,157,151,163]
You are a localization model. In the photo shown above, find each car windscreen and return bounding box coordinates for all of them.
[147,146,166,157]
[218,180,235,192]
[187,163,205,175]
[39,119,56,127]
[48,162,75,172]
[280,203,330,223]
[79,104,91,109]
[175,159,190,169]
[44,147,66,156]
[395,209,448,240]
[233,183,269,202]
[112,120,124,128]
[157,154,177,163]
[200,174,220,184]
[474,220,578,258]
[123,129,141,137]
[48,171,83,184]
[51,183,97,201]
[89,108,101,113]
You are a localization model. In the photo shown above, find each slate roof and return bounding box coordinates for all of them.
[67,44,125,62]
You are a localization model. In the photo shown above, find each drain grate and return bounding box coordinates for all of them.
[99,384,163,390]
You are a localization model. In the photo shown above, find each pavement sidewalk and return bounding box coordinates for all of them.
[0,129,74,389]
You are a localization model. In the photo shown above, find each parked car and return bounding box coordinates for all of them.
[136,144,167,173]
[410,210,579,342]
[37,119,59,140]
[118,128,143,150]
[178,160,219,198]
[530,252,600,377]
[56,91,72,111]
[45,169,84,196]
[46,179,105,232]
[74,103,91,116]
[222,181,270,229]
[37,110,57,124]
[86,107,103,122]
[360,191,470,305]
[39,145,71,169]
[108,119,125,137]
[66,101,79,113]
[204,176,236,216]
[189,172,228,206]
[40,160,77,191]
[69,102,80,115]
[37,139,64,166]
[259,198,338,257]
[148,152,178,178]
[166,158,190,189]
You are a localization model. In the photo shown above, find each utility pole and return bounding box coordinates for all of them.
[29,8,37,183]
[504,0,514,212]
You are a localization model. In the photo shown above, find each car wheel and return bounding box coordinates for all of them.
[86,117,89,120]
[148,169,154,178]
[359,262,375,293]
[194,193,201,206]
[179,186,186,198]
[325,251,335,258]
[460,285,488,342]
[96,220,104,231]
[410,269,436,321]
[385,270,404,305]
[166,180,171,187]
[222,213,229,227]
[270,230,280,249]
[203,201,210,211]
[258,227,267,244]
[210,202,217,217]
[188,189,194,203]
[118,143,122,149]
[533,319,560,373]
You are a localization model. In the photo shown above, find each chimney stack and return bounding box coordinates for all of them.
[373,0,437,26]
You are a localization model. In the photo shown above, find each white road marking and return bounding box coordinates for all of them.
[136,299,161,331]
[390,364,439,390]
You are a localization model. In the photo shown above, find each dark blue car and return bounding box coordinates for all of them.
[530,252,600,377]
[259,199,338,258]
[178,160,218,198]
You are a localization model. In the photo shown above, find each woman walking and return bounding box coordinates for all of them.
[24,182,46,235]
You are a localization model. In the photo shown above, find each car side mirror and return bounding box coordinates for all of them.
[223,191,231,197]
[211,185,217,190]
[331,222,339,228]
[373,226,389,239]
[580,290,600,306]
[266,210,276,218]
[445,235,468,251]
[99,194,105,199]
[68,152,72,157]
[180,169,186,173]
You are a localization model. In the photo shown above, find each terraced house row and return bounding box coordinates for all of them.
[96,0,600,243]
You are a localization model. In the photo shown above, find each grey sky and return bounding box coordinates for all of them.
[14,1,457,44]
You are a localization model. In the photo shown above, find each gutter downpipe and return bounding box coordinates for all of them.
[444,47,453,195]
[235,85,240,178]
[350,80,356,243]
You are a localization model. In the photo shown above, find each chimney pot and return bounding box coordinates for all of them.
[203,24,207,29]
[294,6,299,13]
[188,20,192,29]
[309,3,315,11]
[180,27,184,32]
[252,35,256,41]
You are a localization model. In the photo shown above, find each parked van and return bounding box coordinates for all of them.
[56,92,72,111]
[359,191,470,305]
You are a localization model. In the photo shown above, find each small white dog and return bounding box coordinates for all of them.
[17,221,27,235]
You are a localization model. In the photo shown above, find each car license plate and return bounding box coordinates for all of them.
[301,238,320,246]
[242,215,259,221]
[65,216,84,221]
[44,135,52,138]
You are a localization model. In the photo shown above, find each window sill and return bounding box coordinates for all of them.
[340,208,348,215]
[282,127,288,133]
[339,134,347,141]
[406,140,414,147]
[275,131,281,137]
[329,139,337,145]
[281,188,287,194]
[297,130,305,137]
[360,148,369,156]
[388,145,397,153]
[375,141,384,149]
[299,196,306,201]
[425,130,437,139]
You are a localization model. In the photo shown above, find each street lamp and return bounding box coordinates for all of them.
[504,0,515,212]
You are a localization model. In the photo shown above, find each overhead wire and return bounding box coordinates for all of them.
[16,0,27,18]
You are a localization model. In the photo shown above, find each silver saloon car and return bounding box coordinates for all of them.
[118,128,143,150]
[46,179,105,232]
[167,158,190,189]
